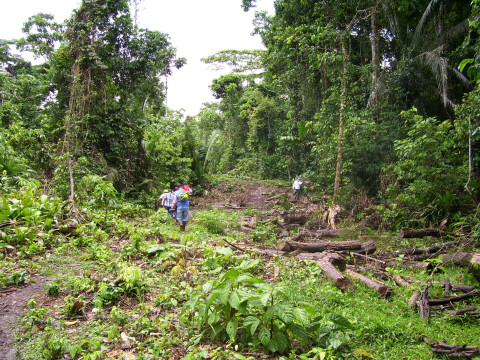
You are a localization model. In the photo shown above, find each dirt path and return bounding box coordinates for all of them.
[0,277,54,360]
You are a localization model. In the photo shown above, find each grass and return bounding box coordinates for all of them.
[1,196,479,360]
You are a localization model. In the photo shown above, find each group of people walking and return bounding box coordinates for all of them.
[157,184,191,231]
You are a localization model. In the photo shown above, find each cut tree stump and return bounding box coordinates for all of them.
[399,228,456,239]
[280,240,362,253]
[345,269,392,298]
[315,258,356,291]
[419,285,430,319]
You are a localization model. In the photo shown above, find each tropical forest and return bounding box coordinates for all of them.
[1,0,480,359]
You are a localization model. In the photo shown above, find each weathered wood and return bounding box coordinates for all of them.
[444,278,452,297]
[315,259,356,291]
[419,285,430,319]
[280,240,362,253]
[289,231,324,242]
[440,252,474,266]
[452,306,477,316]
[408,290,421,310]
[399,228,456,239]
[345,269,392,298]
[430,341,479,358]
[428,291,480,306]
[401,261,433,271]
[297,251,347,271]
[315,229,341,238]
[469,254,480,281]
[393,274,410,287]
[388,241,459,258]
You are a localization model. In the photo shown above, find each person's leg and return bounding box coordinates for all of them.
[180,208,188,230]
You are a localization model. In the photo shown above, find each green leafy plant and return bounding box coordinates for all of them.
[182,268,317,354]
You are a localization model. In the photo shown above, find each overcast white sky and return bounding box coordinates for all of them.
[0,0,274,116]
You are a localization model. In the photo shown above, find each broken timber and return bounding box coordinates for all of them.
[315,258,356,291]
[280,240,363,253]
[399,228,456,239]
[387,241,459,258]
[345,269,392,298]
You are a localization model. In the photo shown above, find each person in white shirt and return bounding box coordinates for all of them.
[292,178,303,200]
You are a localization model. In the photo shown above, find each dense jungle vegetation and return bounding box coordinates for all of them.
[1,0,480,359]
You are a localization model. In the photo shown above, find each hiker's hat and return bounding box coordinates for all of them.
[164,189,168,193]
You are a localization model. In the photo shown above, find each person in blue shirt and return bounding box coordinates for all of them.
[172,184,190,231]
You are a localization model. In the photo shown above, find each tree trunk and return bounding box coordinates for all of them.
[296,251,347,271]
[280,240,363,253]
[315,258,356,291]
[409,290,421,310]
[419,285,430,319]
[399,228,456,239]
[366,2,381,110]
[346,269,392,298]
[430,341,479,358]
[388,241,459,258]
[428,291,480,306]
[439,252,475,266]
[333,34,347,205]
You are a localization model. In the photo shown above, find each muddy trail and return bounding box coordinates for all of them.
[0,277,54,360]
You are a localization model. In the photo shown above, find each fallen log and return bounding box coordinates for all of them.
[428,291,480,306]
[438,253,480,275]
[430,341,479,358]
[315,229,342,238]
[289,231,324,242]
[401,261,433,272]
[315,259,356,291]
[408,290,421,310]
[345,269,391,298]
[297,251,346,271]
[393,274,410,287]
[280,240,362,253]
[399,228,456,239]
[452,306,478,316]
[388,241,459,258]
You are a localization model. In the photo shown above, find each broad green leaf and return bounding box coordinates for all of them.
[328,313,353,330]
[276,303,295,324]
[294,307,310,326]
[229,290,241,309]
[226,317,238,340]
[258,326,271,346]
[269,330,288,353]
[288,323,310,344]
[244,315,260,336]
[214,247,233,256]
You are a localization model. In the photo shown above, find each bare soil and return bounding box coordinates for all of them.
[0,276,54,360]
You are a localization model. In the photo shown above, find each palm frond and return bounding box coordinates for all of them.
[413,0,442,46]
[417,46,448,107]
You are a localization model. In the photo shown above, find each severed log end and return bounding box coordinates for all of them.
[408,290,421,310]
[345,269,392,298]
[316,259,356,292]
[468,254,480,281]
